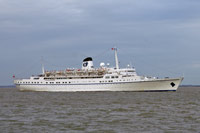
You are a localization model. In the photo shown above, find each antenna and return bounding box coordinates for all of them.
[130,62,133,68]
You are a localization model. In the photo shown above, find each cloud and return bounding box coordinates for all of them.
[188,64,200,69]
[0,0,200,85]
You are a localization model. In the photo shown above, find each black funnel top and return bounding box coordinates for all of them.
[83,57,93,62]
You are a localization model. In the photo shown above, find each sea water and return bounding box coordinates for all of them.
[0,87,200,132]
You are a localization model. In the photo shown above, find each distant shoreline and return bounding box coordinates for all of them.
[0,85,16,88]
[180,85,200,87]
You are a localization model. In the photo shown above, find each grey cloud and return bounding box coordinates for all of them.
[0,0,200,85]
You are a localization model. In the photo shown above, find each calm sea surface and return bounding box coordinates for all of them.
[0,87,200,133]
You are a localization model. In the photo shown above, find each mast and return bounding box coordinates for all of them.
[41,57,45,75]
[42,63,45,75]
[112,48,119,69]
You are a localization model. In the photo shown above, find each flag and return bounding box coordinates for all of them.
[111,48,116,50]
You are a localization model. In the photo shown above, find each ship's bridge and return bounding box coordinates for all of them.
[103,73,120,79]
[116,68,137,76]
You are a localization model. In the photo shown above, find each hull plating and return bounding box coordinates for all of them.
[16,78,183,92]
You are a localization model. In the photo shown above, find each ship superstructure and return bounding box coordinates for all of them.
[14,48,183,92]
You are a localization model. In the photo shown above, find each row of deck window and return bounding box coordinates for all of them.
[100,80,113,83]
[18,78,138,84]
[105,76,119,79]
[18,81,96,84]
[18,82,73,84]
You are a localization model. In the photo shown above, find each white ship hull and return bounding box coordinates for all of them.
[16,77,183,92]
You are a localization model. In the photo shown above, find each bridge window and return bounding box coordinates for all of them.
[105,76,110,79]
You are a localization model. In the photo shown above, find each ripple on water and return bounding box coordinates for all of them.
[0,87,200,132]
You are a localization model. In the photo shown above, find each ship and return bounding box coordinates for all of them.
[14,48,183,92]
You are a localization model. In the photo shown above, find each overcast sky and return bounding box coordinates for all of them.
[0,0,200,85]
